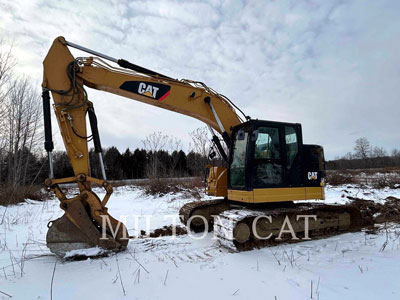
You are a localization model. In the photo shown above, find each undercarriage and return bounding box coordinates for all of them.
[180,199,366,251]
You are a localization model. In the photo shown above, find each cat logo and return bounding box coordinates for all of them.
[308,172,318,180]
[119,81,171,101]
[138,82,159,98]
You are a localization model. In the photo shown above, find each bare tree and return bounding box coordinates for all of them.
[371,146,387,158]
[189,127,211,158]
[391,148,400,166]
[0,39,15,98]
[168,137,183,177]
[354,137,371,159]
[344,152,354,160]
[5,77,42,186]
[391,149,400,158]
[142,132,169,178]
[188,127,211,178]
[0,40,16,183]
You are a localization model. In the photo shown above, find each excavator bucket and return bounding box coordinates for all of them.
[47,214,97,256]
[46,186,129,257]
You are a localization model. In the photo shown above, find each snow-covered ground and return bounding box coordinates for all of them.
[1,185,400,300]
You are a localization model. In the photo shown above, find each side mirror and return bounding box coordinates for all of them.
[209,151,216,159]
[237,129,245,140]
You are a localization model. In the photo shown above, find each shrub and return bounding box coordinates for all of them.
[0,184,46,206]
[140,177,204,198]
[325,171,355,186]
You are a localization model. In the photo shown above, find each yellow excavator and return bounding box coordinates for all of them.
[42,37,362,255]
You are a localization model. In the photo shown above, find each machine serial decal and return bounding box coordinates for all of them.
[119,81,170,101]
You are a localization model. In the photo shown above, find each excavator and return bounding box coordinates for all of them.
[42,36,362,256]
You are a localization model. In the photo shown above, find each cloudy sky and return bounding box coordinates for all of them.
[0,0,399,159]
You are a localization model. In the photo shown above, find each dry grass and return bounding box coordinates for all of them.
[326,168,400,188]
[326,171,356,185]
[0,184,47,206]
[139,177,204,198]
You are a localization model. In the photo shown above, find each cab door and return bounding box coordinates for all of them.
[283,125,303,186]
[251,126,284,188]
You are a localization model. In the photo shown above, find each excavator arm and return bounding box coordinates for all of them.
[42,36,243,255]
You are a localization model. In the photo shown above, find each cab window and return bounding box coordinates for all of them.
[253,127,282,187]
[285,126,298,168]
[254,127,280,159]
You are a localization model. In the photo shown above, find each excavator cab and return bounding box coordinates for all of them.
[226,120,325,203]
[196,120,353,250]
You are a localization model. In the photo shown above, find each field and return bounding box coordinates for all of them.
[1,183,400,300]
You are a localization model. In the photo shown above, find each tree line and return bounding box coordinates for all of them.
[0,126,213,184]
[0,136,212,186]
[327,137,400,170]
[51,146,209,181]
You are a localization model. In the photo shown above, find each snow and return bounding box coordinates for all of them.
[313,184,400,205]
[64,247,106,259]
[1,184,400,300]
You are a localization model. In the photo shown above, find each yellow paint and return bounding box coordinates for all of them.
[206,166,227,197]
[227,189,254,202]
[228,186,324,203]
[305,186,325,200]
